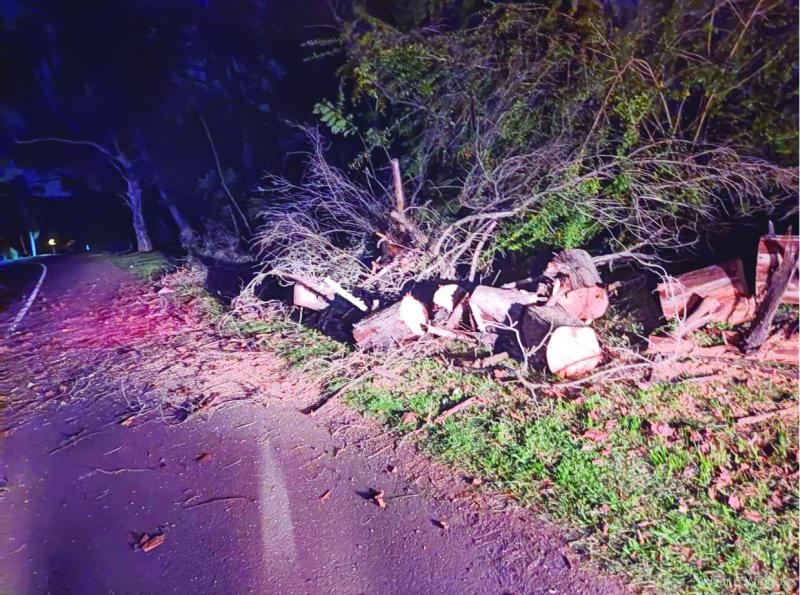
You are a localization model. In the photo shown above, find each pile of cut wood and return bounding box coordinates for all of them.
[293,248,611,379]
[648,231,799,365]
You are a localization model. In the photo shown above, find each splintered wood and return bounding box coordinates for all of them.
[657,259,754,326]
[755,236,799,305]
[650,232,799,365]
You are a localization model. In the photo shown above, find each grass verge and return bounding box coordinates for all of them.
[104,251,173,281]
[345,358,797,593]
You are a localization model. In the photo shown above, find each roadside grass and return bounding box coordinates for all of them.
[104,251,173,281]
[225,316,348,369]
[344,358,798,593]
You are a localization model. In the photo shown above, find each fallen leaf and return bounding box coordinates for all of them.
[195,453,211,463]
[400,412,418,425]
[582,429,608,443]
[651,422,674,438]
[433,519,449,530]
[469,476,483,486]
[728,493,743,511]
[742,509,762,523]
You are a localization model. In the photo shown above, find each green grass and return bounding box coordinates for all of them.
[225,317,348,369]
[343,360,798,593]
[104,251,172,281]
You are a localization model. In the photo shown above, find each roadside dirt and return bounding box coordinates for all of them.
[0,255,626,594]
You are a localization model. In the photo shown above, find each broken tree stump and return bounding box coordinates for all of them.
[469,286,544,332]
[353,294,429,350]
[755,235,800,305]
[657,259,754,326]
[744,239,799,353]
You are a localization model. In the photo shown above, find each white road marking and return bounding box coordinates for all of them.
[9,262,48,333]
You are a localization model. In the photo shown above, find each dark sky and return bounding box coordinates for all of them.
[0,0,344,252]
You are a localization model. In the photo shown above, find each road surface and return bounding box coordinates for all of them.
[0,255,624,594]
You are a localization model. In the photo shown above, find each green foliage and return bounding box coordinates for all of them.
[105,252,172,281]
[312,98,357,138]
[312,0,797,257]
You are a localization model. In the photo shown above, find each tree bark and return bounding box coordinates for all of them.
[545,249,602,290]
[743,240,799,353]
[520,305,585,351]
[469,286,544,332]
[127,178,152,252]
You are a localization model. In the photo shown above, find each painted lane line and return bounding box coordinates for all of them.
[9,262,48,333]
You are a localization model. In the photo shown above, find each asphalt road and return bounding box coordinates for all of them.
[0,255,624,594]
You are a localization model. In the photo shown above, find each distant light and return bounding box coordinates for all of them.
[47,238,56,247]
[85,244,91,252]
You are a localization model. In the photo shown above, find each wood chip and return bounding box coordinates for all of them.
[373,490,387,509]
[319,489,332,503]
[140,533,166,553]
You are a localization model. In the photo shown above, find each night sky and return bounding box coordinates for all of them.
[0,0,344,253]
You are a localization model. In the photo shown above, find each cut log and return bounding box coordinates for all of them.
[431,283,468,330]
[352,295,428,351]
[398,293,429,336]
[293,283,330,311]
[469,286,545,332]
[657,259,753,325]
[521,305,586,352]
[433,284,465,313]
[545,249,602,290]
[744,240,799,353]
[557,286,609,321]
[546,326,603,378]
[755,235,800,305]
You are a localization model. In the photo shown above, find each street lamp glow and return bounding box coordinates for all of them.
[47,238,56,247]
